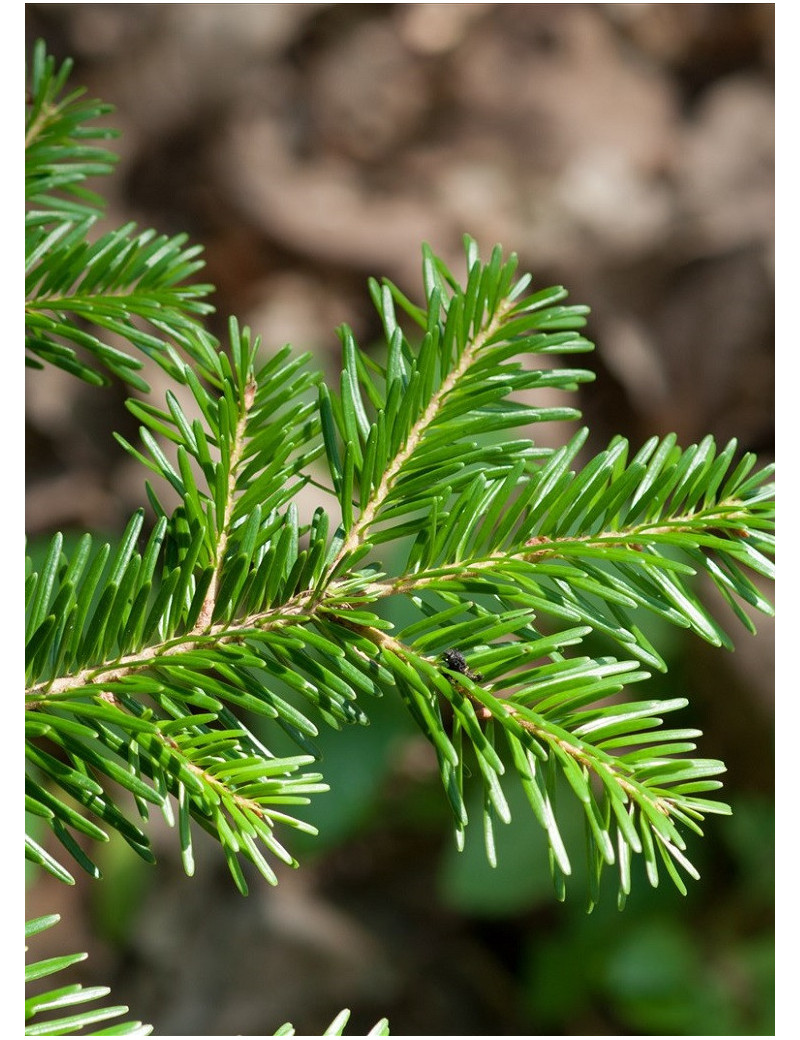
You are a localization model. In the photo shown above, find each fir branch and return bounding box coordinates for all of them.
[25,41,218,388]
[26,175,773,907]
[25,39,119,224]
[25,224,217,388]
[333,281,520,564]
[192,372,258,631]
[25,915,153,1036]
[24,38,775,1037]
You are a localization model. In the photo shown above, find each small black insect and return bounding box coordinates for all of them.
[442,648,483,682]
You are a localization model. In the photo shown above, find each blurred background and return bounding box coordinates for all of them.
[25,4,774,1035]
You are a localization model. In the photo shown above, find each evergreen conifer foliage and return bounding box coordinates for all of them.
[25,41,774,1035]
